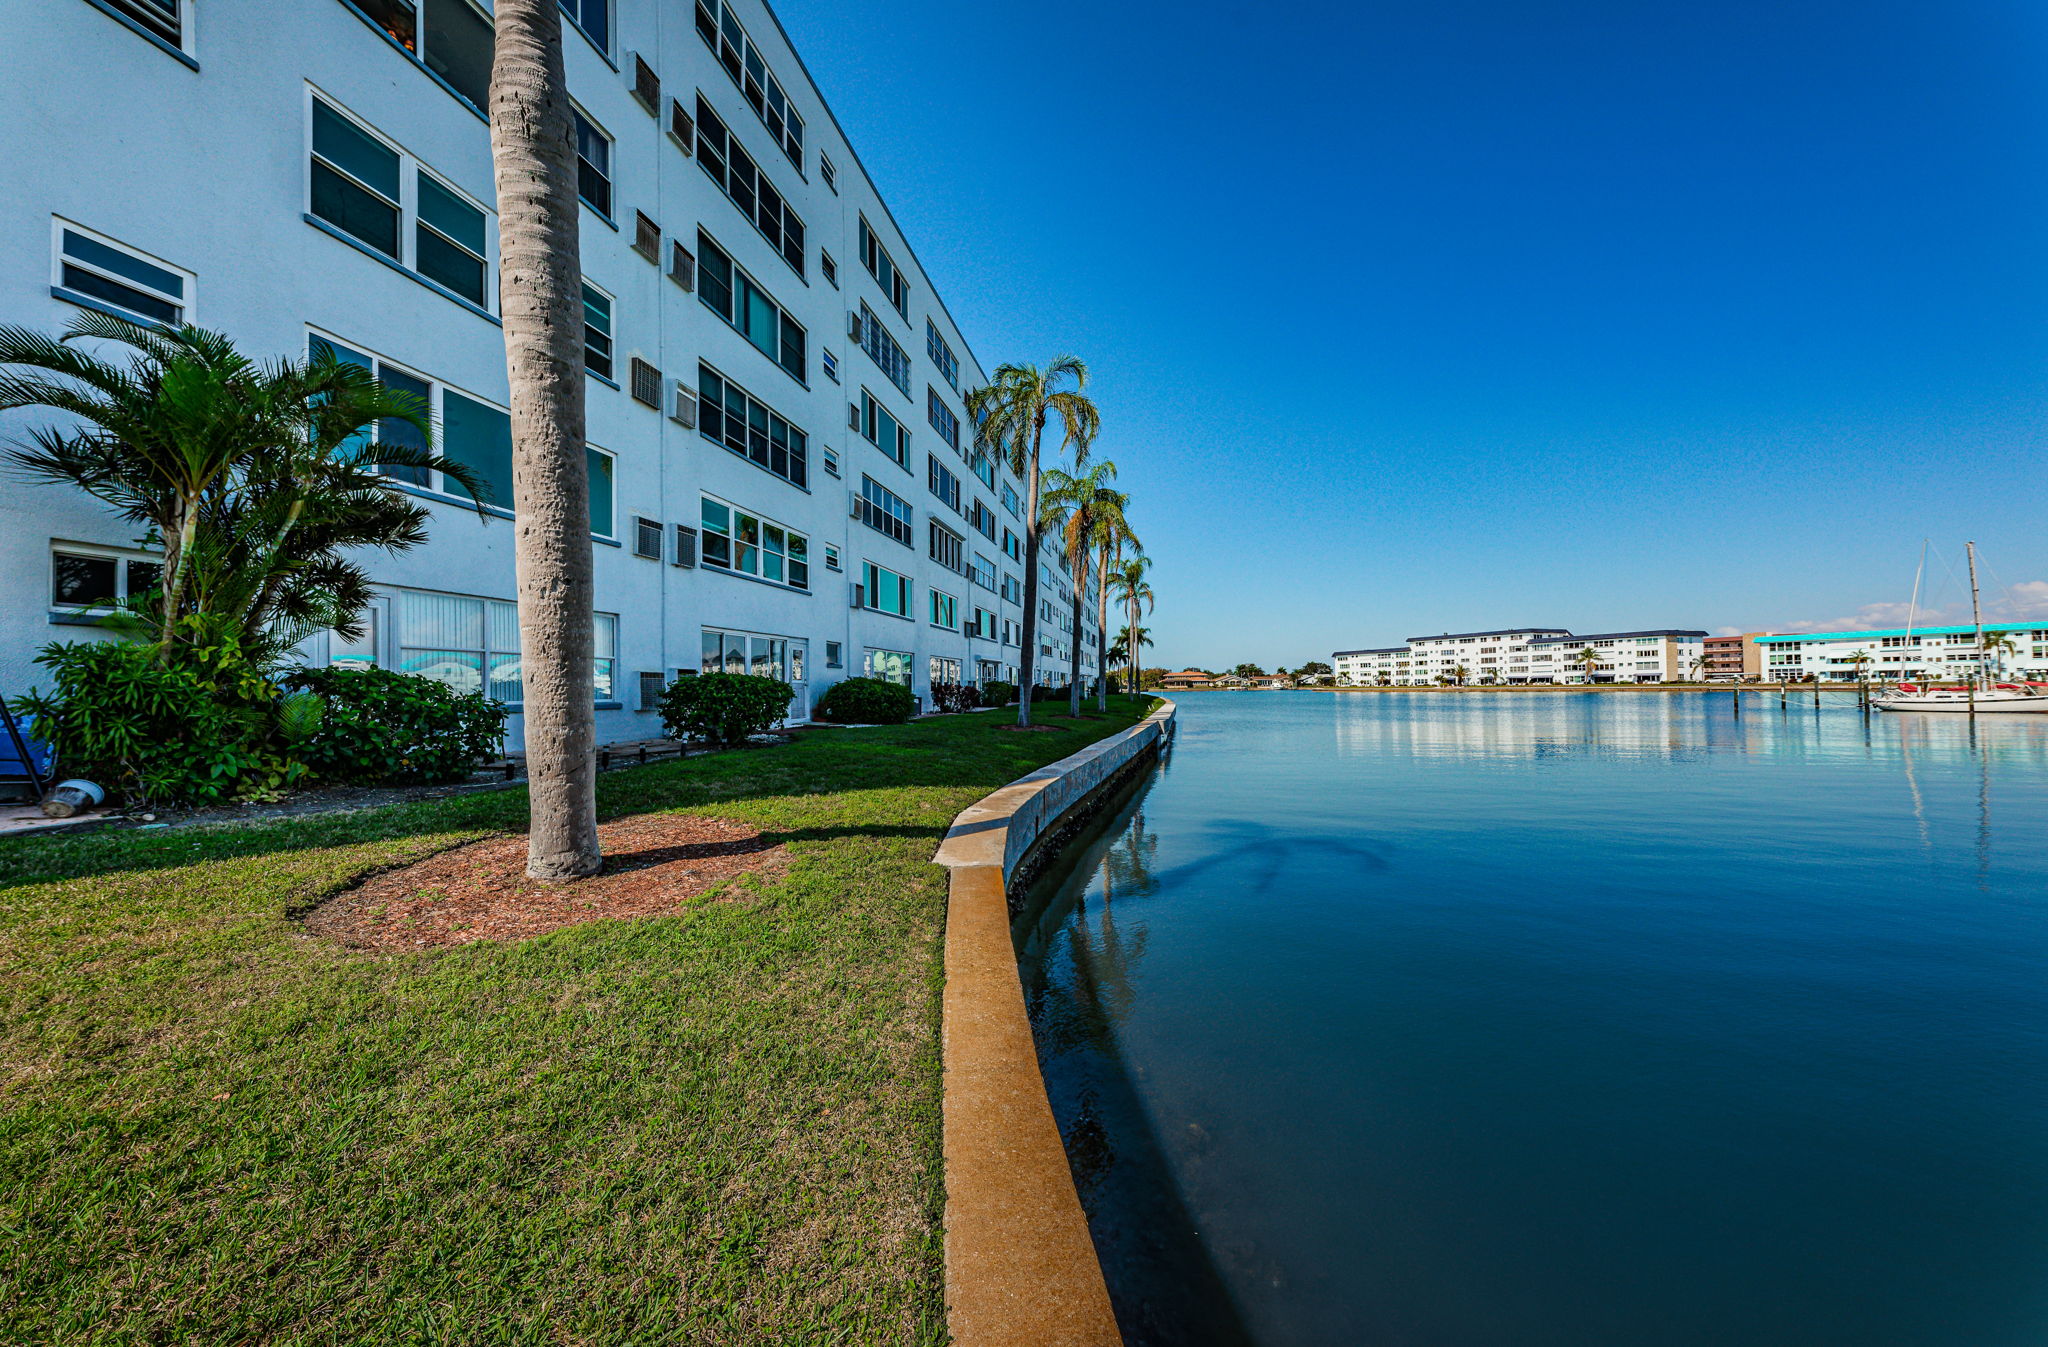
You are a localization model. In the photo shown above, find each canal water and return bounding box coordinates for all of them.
[1016,691,2048,1347]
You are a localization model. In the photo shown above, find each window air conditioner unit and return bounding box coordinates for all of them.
[850,583,864,609]
[848,311,863,341]
[672,524,697,568]
[847,402,860,431]
[669,99,695,148]
[849,491,863,518]
[671,385,697,428]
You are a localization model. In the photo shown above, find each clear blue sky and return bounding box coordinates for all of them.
[776,0,2048,668]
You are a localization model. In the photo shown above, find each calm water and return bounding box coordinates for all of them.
[1018,691,2048,1347]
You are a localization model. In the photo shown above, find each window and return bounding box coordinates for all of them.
[352,0,494,112]
[861,562,910,619]
[693,0,805,168]
[930,656,962,687]
[331,610,378,669]
[586,448,615,537]
[971,452,996,489]
[701,628,807,686]
[927,387,960,451]
[698,497,810,590]
[821,251,838,287]
[639,670,666,711]
[820,154,837,191]
[930,590,958,631]
[394,588,614,704]
[825,640,842,668]
[691,96,805,275]
[309,95,494,310]
[51,221,189,326]
[310,333,515,509]
[824,543,841,571]
[854,303,911,394]
[858,217,909,316]
[970,607,998,640]
[821,350,838,383]
[859,390,910,469]
[696,230,805,381]
[573,107,613,216]
[929,521,964,573]
[697,363,808,488]
[1001,527,1020,561]
[864,648,912,686]
[582,282,614,379]
[970,553,997,592]
[560,0,609,51]
[822,445,841,478]
[98,0,186,50]
[1001,484,1020,518]
[926,320,959,390]
[50,544,162,611]
[1001,572,1020,604]
[967,499,996,541]
[927,456,962,514]
[858,476,913,546]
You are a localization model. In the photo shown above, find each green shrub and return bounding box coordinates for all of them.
[285,666,507,785]
[11,638,305,806]
[814,677,916,725]
[979,680,1017,707]
[657,672,793,747]
[930,682,979,714]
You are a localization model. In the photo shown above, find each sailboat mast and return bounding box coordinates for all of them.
[1905,539,1926,682]
[1967,540,1985,686]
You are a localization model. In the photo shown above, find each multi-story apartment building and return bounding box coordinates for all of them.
[4,0,1092,745]
[1701,632,1768,681]
[1335,629,1571,686]
[1756,623,2048,682]
[1334,627,1707,685]
[1524,630,1707,683]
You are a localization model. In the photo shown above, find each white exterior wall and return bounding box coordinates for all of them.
[1336,629,1704,685]
[3,0,1091,746]
[1757,624,2048,682]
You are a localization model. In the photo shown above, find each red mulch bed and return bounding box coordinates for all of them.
[305,814,787,951]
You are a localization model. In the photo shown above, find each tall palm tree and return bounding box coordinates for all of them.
[490,0,598,880]
[1040,462,1131,717]
[0,312,475,653]
[1109,556,1154,700]
[1087,504,1139,712]
[965,357,1099,727]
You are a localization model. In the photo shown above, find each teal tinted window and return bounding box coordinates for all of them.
[313,101,401,200]
[440,390,512,506]
[417,175,487,254]
[586,449,614,536]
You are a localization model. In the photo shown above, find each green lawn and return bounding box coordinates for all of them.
[0,700,1157,1346]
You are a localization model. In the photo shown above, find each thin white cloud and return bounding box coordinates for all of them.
[1771,582,2048,634]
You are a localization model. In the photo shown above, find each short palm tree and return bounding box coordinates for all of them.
[0,312,478,657]
[1040,461,1131,716]
[1109,556,1155,700]
[490,0,601,879]
[1980,631,2018,679]
[965,357,1099,727]
[1844,649,1875,686]
[1575,647,1600,683]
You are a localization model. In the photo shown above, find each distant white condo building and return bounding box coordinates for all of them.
[1757,623,2048,682]
[1335,627,1707,685]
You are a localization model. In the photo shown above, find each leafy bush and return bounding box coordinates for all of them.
[285,666,507,785]
[657,672,793,747]
[11,638,306,806]
[930,682,979,714]
[814,677,916,725]
[979,680,1018,707]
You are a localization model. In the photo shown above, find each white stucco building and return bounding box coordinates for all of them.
[1334,628,1708,685]
[3,0,1094,744]
[1756,623,2048,682]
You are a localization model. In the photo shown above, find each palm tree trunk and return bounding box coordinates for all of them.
[1017,417,1045,727]
[1093,553,1110,712]
[1067,556,1085,717]
[491,0,600,880]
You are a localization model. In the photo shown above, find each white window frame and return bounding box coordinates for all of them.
[305,327,513,511]
[304,86,497,314]
[50,218,192,327]
[48,540,162,614]
[930,588,959,631]
[697,494,811,591]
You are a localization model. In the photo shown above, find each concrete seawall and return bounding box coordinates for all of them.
[931,700,1177,1347]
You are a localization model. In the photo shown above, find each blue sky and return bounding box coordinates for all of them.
[777,1,2048,668]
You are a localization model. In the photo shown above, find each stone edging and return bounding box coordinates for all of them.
[931,701,1177,1346]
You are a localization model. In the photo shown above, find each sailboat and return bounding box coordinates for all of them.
[1872,542,2048,713]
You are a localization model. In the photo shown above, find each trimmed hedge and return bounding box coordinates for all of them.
[930,682,979,714]
[979,680,1017,707]
[286,666,507,786]
[657,672,793,747]
[814,677,916,725]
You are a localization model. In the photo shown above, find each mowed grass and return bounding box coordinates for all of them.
[0,700,1157,1346]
